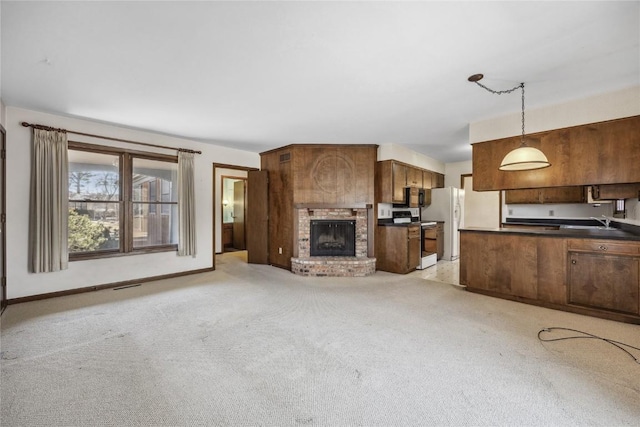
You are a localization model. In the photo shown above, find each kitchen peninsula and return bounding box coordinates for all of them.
[459,220,640,324]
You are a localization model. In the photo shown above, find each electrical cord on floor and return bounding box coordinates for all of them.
[538,327,640,364]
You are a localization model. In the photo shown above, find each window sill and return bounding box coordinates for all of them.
[69,245,178,262]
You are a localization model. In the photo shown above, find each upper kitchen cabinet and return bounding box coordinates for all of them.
[591,183,640,200]
[406,166,423,188]
[377,160,406,204]
[472,116,640,191]
[377,160,443,203]
[433,173,445,188]
[505,186,586,204]
[423,171,433,189]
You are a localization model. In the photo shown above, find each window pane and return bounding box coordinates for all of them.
[133,203,178,248]
[68,203,120,253]
[132,158,177,202]
[69,151,120,201]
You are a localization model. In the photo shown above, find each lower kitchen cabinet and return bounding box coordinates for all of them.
[377,225,421,274]
[460,230,640,323]
[567,239,640,315]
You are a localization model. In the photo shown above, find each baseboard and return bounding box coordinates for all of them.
[7,266,216,305]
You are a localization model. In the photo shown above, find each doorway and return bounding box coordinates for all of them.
[1,125,6,313]
[221,176,247,253]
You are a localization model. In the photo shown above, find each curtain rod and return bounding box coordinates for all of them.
[21,121,202,154]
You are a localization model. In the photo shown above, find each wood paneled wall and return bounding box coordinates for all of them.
[291,145,376,205]
[260,144,377,270]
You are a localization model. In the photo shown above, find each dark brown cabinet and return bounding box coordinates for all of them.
[505,186,585,204]
[567,239,639,315]
[376,160,443,204]
[423,171,433,189]
[222,223,234,249]
[433,173,445,189]
[591,183,640,200]
[376,225,421,274]
[472,115,640,191]
[406,167,423,188]
[460,230,640,323]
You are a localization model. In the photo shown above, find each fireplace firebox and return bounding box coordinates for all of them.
[310,220,356,257]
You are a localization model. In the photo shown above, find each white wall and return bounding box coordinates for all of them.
[0,99,6,128]
[6,107,259,299]
[470,85,640,143]
[504,203,613,221]
[444,160,471,189]
[378,143,444,173]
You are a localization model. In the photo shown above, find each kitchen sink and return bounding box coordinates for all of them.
[559,225,609,230]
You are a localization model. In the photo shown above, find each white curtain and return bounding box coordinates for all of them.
[177,151,196,256]
[29,128,69,273]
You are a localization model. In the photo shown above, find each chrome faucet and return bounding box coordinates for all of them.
[590,215,611,229]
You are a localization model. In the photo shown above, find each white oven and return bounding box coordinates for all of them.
[417,222,438,270]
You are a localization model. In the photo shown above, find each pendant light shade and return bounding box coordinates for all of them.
[499,146,550,171]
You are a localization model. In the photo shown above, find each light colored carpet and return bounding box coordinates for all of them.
[2,251,639,426]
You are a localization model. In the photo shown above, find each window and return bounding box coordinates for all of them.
[68,142,178,259]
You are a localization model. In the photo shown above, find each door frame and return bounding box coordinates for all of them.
[1,124,6,314]
[212,163,258,269]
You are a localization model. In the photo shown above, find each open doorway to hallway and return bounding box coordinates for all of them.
[221,176,247,253]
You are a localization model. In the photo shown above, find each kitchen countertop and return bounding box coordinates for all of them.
[460,225,640,241]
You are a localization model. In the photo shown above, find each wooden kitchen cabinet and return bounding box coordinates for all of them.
[423,171,433,189]
[377,160,443,203]
[459,232,538,299]
[461,229,640,323]
[567,239,640,315]
[472,116,640,191]
[505,186,585,204]
[591,183,640,200]
[435,222,444,259]
[376,225,421,274]
[376,160,407,204]
[433,173,445,188]
[406,166,423,188]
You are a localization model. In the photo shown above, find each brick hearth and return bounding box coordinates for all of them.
[291,208,376,277]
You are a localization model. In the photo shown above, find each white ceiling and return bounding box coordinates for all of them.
[2,1,638,163]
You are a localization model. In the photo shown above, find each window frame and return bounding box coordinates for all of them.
[68,141,178,261]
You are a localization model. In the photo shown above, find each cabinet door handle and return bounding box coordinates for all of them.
[571,260,577,264]
[598,245,607,251]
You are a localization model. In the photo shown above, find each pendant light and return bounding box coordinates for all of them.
[468,74,550,171]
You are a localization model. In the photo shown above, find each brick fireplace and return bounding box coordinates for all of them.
[291,207,376,277]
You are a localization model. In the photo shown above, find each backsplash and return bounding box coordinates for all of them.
[505,203,613,220]
[627,198,640,221]
[377,203,419,219]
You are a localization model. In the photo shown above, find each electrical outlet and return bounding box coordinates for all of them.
[278,247,283,254]
[508,209,513,216]
[549,210,554,216]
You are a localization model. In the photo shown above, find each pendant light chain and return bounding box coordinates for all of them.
[469,73,550,170]
[472,79,527,145]
[520,82,526,146]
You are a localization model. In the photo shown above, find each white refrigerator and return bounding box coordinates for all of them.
[421,187,465,261]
